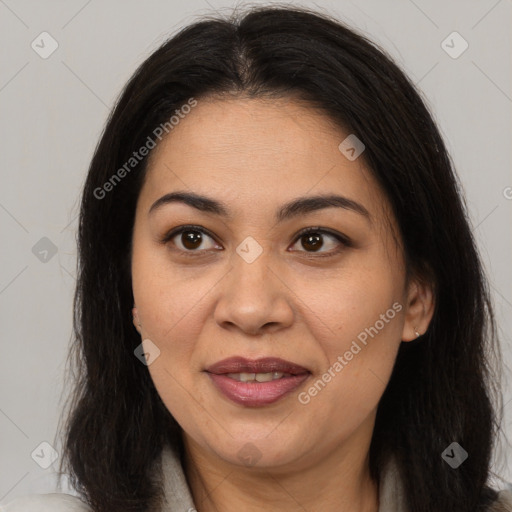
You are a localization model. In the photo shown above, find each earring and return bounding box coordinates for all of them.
[414,327,421,338]
[132,307,142,328]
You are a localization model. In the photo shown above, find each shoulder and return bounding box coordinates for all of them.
[489,489,512,511]
[1,493,91,512]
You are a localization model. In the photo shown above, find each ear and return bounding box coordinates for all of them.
[401,277,435,342]
[132,306,142,335]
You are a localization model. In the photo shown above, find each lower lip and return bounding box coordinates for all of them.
[206,372,310,407]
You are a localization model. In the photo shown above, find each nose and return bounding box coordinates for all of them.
[213,247,295,336]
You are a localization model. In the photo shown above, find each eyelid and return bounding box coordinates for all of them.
[292,226,352,247]
[161,224,219,245]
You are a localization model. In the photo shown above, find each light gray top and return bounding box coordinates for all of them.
[2,445,512,511]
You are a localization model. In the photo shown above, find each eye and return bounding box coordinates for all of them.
[161,225,351,258]
[162,225,221,255]
[289,227,350,256]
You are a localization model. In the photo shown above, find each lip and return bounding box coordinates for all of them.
[205,357,311,407]
[205,356,310,375]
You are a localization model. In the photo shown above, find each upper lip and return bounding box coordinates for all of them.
[205,357,310,375]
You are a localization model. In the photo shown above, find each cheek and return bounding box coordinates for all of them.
[302,260,404,343]
[131,249,211,430]
[132,232,202,334]
[296,261,404,405]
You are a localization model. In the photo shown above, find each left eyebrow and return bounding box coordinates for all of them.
[148,191,372,224]
[276,194,371,224]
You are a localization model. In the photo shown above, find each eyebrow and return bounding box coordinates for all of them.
[148,191,371,224]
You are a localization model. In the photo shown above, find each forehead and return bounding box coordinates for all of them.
[140,96,387,222]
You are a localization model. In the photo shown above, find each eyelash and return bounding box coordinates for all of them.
[160,224,352,259]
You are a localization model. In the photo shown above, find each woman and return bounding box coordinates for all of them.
[3,5,511,512]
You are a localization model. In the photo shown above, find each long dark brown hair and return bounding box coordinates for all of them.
[57,5,503,511]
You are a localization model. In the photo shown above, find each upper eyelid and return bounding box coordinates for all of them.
[163,224,218,244]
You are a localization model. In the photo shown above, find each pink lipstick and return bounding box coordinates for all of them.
[205,357,310,407]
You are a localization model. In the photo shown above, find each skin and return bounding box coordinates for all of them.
[131,96,434,512]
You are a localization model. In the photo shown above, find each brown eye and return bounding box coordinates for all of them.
[180,230,204,250]
[301,232,324,252]
[290,228,350,256]
[163,226,221,254]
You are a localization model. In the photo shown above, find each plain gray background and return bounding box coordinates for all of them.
[0,0,511,503]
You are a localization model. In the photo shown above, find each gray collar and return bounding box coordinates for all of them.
[159,445,406,511]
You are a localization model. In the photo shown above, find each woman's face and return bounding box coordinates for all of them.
[131,96,430,470]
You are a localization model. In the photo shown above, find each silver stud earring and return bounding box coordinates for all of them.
[414,328,421,338]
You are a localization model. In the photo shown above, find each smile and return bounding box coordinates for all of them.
[226,372,292,382]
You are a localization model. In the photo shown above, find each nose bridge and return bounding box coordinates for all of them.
[230,237,277,306]
[213,236,294,334]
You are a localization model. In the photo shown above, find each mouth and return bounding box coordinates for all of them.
[204,357,311,407]
[224,371,296,382]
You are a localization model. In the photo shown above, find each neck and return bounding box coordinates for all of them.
[182,428,379,512]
